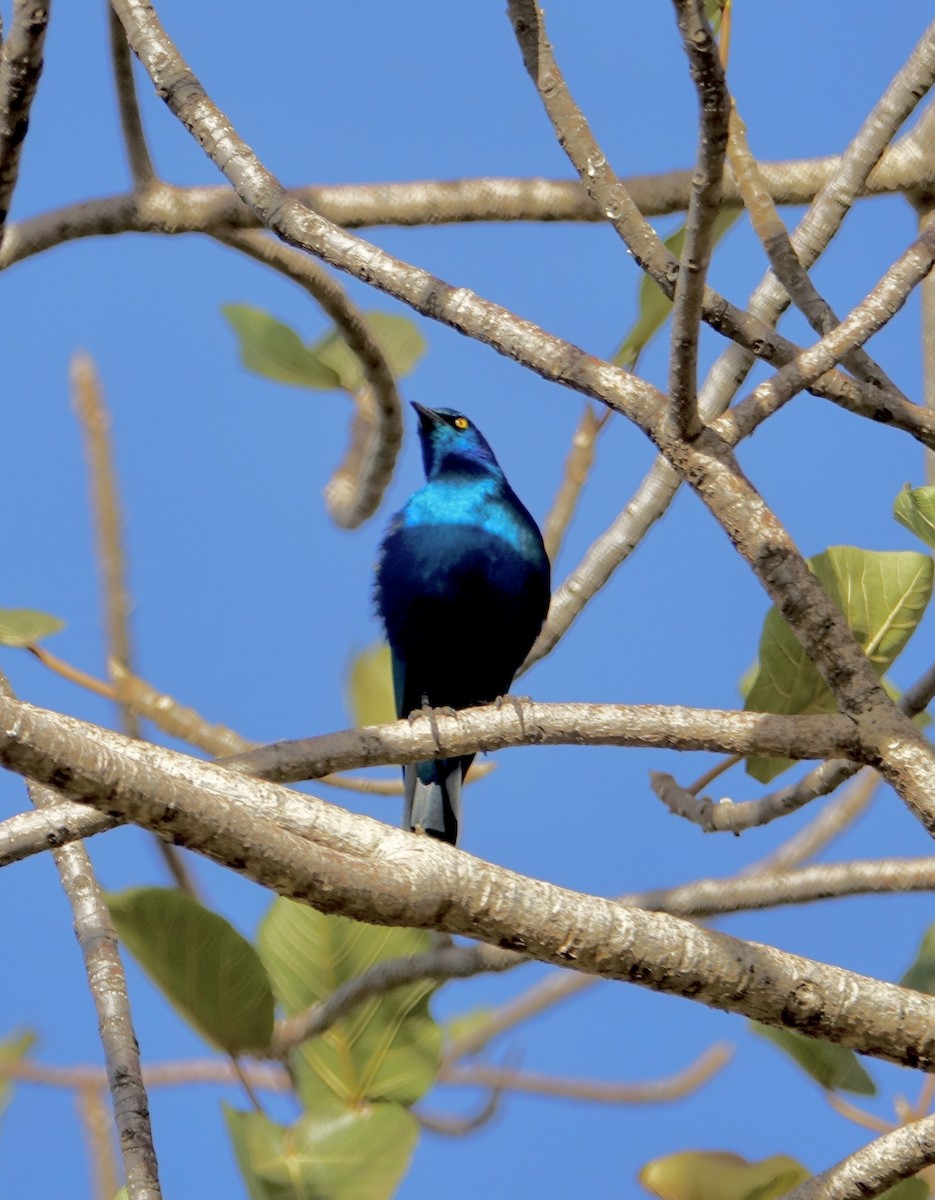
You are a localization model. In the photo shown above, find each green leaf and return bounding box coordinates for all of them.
[223,305,425,397]
[742,547,933,782]
[613,209,739,372]
[313,313,426,392]
[107,887,274,1054]
[639,1150,810,1200]
[0,609,64,647]
[750,1022,876,1095]
[346,642,396,728]
[0,1030,35,1124]
[258,899,442,1108]
[222,305,343,390]
[895,486,935,551]
[226,1102,418,1200]
[900,924,935,995]
[112,1191,129,1200]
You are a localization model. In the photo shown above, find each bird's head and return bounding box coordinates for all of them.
[412,402,500,480]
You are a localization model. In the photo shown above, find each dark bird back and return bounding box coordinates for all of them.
[375,403,550,844]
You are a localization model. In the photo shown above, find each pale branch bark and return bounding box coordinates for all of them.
[521,20,935,667]
[104,0,935,864]
[24,785,161,1199]
[282,853,935,1061]
[524,453,685,669]
[76,1086,120,1200]
[0,671,161,1198]
[655,659,935,834]
[440,1043,732,1103]
[912,191,935,484]
[782,1114,935,1200]
[107,5,155,187]
[724,99,908,410]
[0,0,50,235]
[505,0,904,422]
[71,357,139,725]
[718,223,935,445]
[541,403,609,564]
[0,800,117,868]
[666,0,730,439]
[741,770,881,874]
[214,229,403,528]
[4,690,935,1073]
[226,700,863,782]
[71,354,196,896]
[697,20,935,422]
[2,137,933,272]
[2,1057,289,1092]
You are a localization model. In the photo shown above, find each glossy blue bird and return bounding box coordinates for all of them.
[375,403,551,845]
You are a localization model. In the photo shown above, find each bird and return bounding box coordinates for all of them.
[375,402,551,845]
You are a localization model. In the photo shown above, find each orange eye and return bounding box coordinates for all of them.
[453,416,469,430]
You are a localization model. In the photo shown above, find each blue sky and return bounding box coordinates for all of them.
[2,2,934,1197]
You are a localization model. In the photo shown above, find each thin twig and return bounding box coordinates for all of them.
[441,1042,732,1103]
[783,1112,935,1200]
[76,1086,121,1200]
[541,404,610,563]
[215,229,403,528]
[720,222,935,446]
[0,666,163,1200]
[0,0,50,236]
[667,0,730,439]
[825,1091,896,1136]
[107,5,155,186]
[652,657,935,834]
[725,99,908,409]
[416,1092,501,1136]
[71,353,197,895]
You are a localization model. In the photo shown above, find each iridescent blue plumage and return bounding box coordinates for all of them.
[375,403,550,844]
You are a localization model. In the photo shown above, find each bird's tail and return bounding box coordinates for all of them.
[403,756,473,845]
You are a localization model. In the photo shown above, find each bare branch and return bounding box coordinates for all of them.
[441,1042,732,1103]
[0,800,117,867]
[746,769,881,874]
[783,1114,935,1200]
[910,190,935,483]
[0,0,50,237]
[719,223,935,444]
[214,230,403,527]
[2,691,935,1074]
[725,101,908,410]
[226,701,862,782]
[416,1092,501,1136]
[71,353,196,895]
[654,658,935,834]
[76,1086,120,1200]
[541,404,609,563]
[107,5,155,187]
[699,18,935,420]
[667,0,730,439]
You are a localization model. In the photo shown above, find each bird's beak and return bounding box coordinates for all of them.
[411,401,441,431]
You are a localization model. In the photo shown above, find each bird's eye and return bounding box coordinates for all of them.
[453,416,469,430]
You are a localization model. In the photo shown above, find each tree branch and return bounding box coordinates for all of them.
[2,692,935,1074]
[784,1114,935,1200]
[213,229,403,527]
[107,4,155,187]
[667,0,730,438]
[0,0,50,237]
